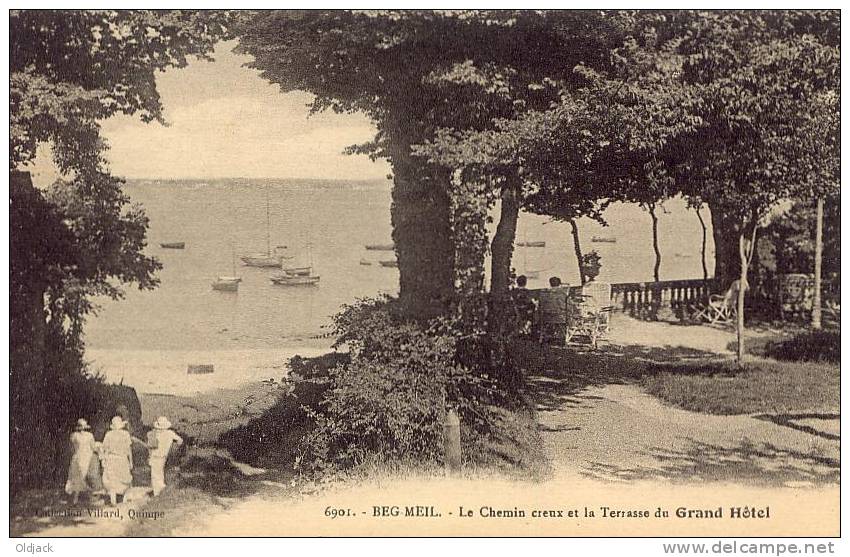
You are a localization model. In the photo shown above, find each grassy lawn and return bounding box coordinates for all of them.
[642,357,839,415]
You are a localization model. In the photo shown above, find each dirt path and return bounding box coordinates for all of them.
[532,380,839,486]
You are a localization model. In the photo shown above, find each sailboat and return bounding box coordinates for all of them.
[213,193,242,292]
[241,189,286,267]
[271,239,320,286]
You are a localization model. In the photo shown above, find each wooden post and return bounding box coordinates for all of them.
[443,407,461,474]
[812,197,823,330]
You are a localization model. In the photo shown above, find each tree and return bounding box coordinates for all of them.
[418,11,701,293]
[9,9,230,487]
[237,10,649,316]
[670,10,839,361]
[687,199,710,280]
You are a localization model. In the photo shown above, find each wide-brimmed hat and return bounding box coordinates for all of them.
[75,418,91,431]
[153,416,172,430]
[109,416,127,430]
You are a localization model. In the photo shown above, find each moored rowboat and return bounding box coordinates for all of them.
[160,242,185,249]
[270,274,320,286]
[365,243,395,251]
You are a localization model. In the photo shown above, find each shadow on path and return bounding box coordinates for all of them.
[582,440,840,487]
[522,341,722,413]
[754,413,841,442]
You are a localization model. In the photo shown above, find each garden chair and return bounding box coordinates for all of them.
[566,281,614,349]
[693,280,741,325]
[536,287,570,344]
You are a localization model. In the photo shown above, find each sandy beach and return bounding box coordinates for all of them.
[86,344,334,442]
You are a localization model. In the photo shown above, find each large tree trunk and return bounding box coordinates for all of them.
[812,197,823,330]
[709,201,742,290]
[389,150,455,321]
[10,281,53,488]
[490,180,520,297]
[695,206,709,281]
[10,171,53,487]
[569,219,586,285]
[649,203,661,282]
[449,170,489,335]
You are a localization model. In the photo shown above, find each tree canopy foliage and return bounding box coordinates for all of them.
[9,9,230,487]
[11,9,230,172]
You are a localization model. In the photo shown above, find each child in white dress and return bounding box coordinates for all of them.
[147,416,183,496]
[65,419,96,505]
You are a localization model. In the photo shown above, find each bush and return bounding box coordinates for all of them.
[293,297,527,475]
[763,330,840,364]
[11,367,143,490]
[218,351,349,468]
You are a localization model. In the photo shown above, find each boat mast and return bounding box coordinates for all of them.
[265,188,271,256]
[306,231,313,269]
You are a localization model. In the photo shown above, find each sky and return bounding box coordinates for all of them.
[29,40,391,182]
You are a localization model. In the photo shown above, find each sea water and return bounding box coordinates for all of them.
[84,178,714,351]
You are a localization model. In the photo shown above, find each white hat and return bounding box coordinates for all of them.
[153,416,172,430]
[109,416,127,430]
[75,418,91,431]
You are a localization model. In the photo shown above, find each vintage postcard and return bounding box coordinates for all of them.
[8,9,840,539]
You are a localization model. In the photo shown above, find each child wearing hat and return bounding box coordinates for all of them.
[100,416,133,506]
[147,416,183,496]
[65,418,96,505]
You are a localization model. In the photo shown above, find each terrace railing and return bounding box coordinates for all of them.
[563,278,715,321]
[561,275,838,322]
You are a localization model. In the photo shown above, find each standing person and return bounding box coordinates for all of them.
[100,416,133,506]
[65,419,96,505]
[147,416,183,496]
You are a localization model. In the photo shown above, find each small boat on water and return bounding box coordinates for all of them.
[271,240,320,286]
[359,258,372,266]
[591,236,617,243]
[243,191,288,267]
[270,274,320,286]
[241,244,290,268]
[365,243,395,251]
[281,266,312,276]
[214,227,242,291]
[241,254,282,267]
[516,241,546,248]
[160,242,185,249]
[211,276,241,292]
[379,260,398,268]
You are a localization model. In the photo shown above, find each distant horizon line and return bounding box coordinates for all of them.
[123,176,392,182]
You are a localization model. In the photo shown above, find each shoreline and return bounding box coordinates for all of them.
[87,344,333,397]
[87,343,335,441]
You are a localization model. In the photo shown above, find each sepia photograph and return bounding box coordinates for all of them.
[7,8,841,540]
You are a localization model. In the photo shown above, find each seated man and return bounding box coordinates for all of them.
[511,275,537,335]
[536,283,570,344]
